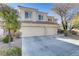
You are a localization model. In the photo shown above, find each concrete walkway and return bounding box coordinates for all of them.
[57,35,79,46]
[22,36,79,56]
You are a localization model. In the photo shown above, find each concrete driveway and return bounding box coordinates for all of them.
[22,36,79,56]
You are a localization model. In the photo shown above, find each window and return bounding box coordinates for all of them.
[25,12,32,18]
[48,19,52,22]
[38,15,43,20]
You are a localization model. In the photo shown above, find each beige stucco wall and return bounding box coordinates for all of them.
[20,23,58,37]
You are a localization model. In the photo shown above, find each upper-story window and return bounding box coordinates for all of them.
[38,15,43,20]
[25,12,32,18]
[48,19,52,22]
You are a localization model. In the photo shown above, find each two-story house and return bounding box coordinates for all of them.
[17,6,58,37]
[17,6,48,22]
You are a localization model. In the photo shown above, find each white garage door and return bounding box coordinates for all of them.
[20,26,45,37]
[46,27,57,35]
[20,26,57,37]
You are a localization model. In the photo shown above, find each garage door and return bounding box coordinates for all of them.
[46,27,57,35]
[20,26,45,37]
[20,26,57,37]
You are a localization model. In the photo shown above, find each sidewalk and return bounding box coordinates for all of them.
[56,34,79,46]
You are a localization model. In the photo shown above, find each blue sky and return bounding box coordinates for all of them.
[8,3,54,12]
[8,3,61,23]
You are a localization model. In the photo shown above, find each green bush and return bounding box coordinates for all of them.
[2,35,13,43]
[6,47,22,56]
[64,30,68,36]
[0,47,21,56]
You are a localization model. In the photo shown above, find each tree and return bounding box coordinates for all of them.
[70,13,79,29]
[0,4,20,47]
[52,3,75,36]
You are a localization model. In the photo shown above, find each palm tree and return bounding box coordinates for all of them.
[0,4,20,47]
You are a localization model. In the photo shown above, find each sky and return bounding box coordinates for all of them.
[8,3,54,12]
[8,3,55,15]
[7,3,61,23]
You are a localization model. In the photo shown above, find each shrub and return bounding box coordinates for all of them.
[64,30,68,36]
[6,47,22,56]
[2,35,13,43]
[0,47,21,56]
[71,31,77,35]
[57,29,64,34]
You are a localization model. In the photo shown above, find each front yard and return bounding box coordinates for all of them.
[0,38,22,56]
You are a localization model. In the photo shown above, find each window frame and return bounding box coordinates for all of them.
[25,11,32,19]
[38,15,43,20]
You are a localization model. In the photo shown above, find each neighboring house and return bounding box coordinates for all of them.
[17,6,58,37]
